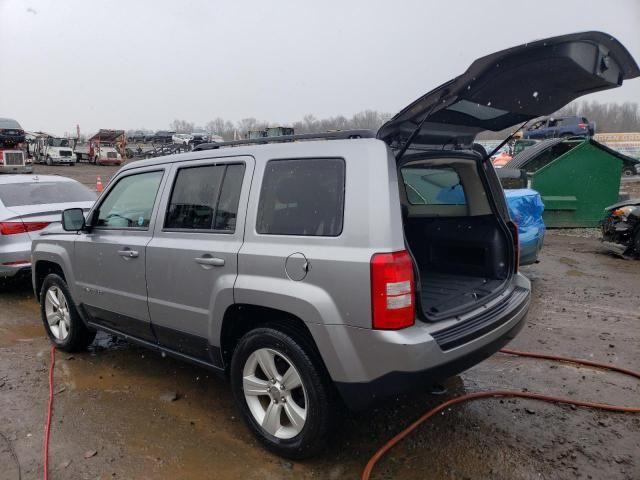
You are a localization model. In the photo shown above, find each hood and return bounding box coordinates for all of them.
[604,198,640,211]
[378,31,639,151]
[49,146,73,155]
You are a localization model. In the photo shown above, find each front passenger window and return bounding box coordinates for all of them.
[95,171,163,229]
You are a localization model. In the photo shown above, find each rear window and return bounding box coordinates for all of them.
[0,181,96,207]
[402,167,466,205]
[257,158,345,236]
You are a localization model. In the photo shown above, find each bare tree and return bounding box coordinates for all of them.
[170,119,195,133]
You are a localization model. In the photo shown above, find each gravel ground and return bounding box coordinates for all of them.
[0,232,638,480]
[0,165,637,479]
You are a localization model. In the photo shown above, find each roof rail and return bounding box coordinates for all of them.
[193,129,376,151]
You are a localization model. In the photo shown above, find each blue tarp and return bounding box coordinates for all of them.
[505,189,546,265]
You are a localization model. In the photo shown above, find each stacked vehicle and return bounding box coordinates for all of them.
[74,129,124,166]
[0,118,31,174]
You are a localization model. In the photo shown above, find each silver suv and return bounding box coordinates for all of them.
[31,32,638,458]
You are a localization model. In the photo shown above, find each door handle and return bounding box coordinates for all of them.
[195,256,225,267]
[118,249,139,258]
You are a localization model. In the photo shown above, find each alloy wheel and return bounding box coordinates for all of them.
[44,286,71,340]
[242,348,308,439]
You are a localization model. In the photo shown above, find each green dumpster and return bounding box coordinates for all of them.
[505,138,627,227]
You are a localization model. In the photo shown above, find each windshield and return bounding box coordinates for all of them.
[0,119,21,129]
[0,182,96,207]
[47,138,70,147]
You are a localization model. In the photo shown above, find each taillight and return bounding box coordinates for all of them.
[0,222,50,235]
[370,250,415,330]
[507,221,519,272]
[578,123,588,129]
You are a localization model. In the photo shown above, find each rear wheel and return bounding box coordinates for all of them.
[46,156,52,166]
[230,327,337,459]
[622,167,635,177]
[40,274,96,352]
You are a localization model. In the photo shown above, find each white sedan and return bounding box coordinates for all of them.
[0,175,96,278]
[172,133,193,146]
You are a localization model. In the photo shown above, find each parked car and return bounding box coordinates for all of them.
[31,31,638,459]
[148,131,175,144]
[0,175,95,279]
[127,131,146,142]
[523,116,595,139]
[172,133,193,146]
[0,118,26,147]
[601,198,640,257]
[190,129,209,147]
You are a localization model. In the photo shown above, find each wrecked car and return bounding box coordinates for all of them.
[601,199,640,257]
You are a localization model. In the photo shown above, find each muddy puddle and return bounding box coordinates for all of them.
[49,340,537,479]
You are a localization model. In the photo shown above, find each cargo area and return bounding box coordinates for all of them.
[400,156,512,320]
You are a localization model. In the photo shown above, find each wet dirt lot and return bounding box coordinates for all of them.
[1,165,639,479]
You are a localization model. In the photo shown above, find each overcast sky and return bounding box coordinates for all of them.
[1,0,639,136]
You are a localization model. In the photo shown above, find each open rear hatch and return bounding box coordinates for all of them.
[378,31,639,150]
[378,31,638,321]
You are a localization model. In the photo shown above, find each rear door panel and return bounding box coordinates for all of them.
[146,156,253,366]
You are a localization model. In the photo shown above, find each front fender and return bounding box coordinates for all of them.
[31,239,77,300]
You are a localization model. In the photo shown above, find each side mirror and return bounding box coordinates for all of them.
[62,208,86,231]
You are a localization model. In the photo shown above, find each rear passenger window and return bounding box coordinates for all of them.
[257,158,345,236]
[164,163,245,232]
[401,167,466,205]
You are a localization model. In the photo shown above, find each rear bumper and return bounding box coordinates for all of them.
[0,239,32,277]
[0,262,31,278]
[310,274,530,410]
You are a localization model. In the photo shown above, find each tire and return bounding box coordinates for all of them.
[622,167,635,177]
[92,156,98,165]
[230,326,338,459]
[631,227,640,257]
[46,156,52,166]
[40,274,96,352]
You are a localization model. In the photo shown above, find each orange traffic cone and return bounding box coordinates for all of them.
[96,176,104,193]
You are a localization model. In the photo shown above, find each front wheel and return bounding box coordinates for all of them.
[46,156,52,166]
[230,327,338,459]
[40,274,96,352]
[622,167,635,177]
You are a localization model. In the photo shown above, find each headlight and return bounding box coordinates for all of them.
[611,206,634,218]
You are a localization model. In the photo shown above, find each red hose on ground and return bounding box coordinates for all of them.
[362,348,640,480]
[44,346,55,480]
